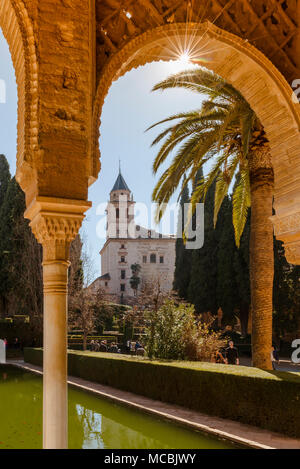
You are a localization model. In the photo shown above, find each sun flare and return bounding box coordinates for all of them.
[168,51,198,73]
[177,52,191,67]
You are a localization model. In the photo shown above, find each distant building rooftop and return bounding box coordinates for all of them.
[98,273,111,280]
[111,170,130,192]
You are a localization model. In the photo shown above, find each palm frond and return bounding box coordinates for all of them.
[152,133,209,206]
[232,169,251,247]
[213,152,240,226]
[149,67,265,239]
[152,127,192,174]
[240,110,255,156]
[147,110,203,132]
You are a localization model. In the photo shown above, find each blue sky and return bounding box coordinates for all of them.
[0,31,203,280]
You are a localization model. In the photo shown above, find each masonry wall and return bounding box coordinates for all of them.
[101,238,176,298]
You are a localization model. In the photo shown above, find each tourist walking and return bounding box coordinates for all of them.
[225,341,239,365]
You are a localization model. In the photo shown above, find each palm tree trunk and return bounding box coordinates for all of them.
[249,148,274,370]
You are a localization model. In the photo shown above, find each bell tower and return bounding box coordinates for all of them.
[106,166,135,239]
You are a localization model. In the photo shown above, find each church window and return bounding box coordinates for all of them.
[120,284,125,292]
[116,208,119,219]
[121,270,126,279]
[136,225,140,231]
[160,256,164,264]
[143,256,147,263]
[150,254,156,263]
[120,256,125,263]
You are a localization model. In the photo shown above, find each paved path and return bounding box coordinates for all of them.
[9,360,300,450]
[239,357,300,372]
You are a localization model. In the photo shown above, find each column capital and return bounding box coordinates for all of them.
[25,197,91,261]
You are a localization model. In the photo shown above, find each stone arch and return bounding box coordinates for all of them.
[0,0,38,196]
[92,21,300,263]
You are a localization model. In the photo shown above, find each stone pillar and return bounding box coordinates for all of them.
[25,196,91,449]
[42,258,69,449]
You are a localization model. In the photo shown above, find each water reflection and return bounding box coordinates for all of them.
[0,366,235,449]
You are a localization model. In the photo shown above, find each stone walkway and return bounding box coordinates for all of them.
[240,357,300,372]
[10,361,300,450]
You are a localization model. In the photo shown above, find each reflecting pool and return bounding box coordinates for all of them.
[0,366,237,449]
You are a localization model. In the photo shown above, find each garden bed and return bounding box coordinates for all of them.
[24,348,300,438]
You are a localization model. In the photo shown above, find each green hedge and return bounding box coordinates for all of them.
[24,347,300,438]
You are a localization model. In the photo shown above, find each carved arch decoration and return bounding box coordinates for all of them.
[0,0,38,196]
[92,21,300,263]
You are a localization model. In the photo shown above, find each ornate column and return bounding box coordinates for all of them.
[25,196,91,449]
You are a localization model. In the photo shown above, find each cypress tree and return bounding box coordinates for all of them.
[216,195,237,323]
[69,234,84,293]
[272,238,294,339]
[289,265,300,337]
[230,173,251,336]
[233,211,251,336]
[0,158,43,326]
[173,178,191,298]
[192,168,204,193]
[191,168,204,243]
[188,180,218,314]
[0,154,11,209]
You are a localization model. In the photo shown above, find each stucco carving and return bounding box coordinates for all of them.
[284,243,300,266]
[273,212,300,236]
[0,0,38,166]
[31,215,83,262]
[25,197,91,261]
[30,215,83,246]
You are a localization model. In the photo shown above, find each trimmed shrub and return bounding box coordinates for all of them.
[24,348,300,438]
[24,347,43,367]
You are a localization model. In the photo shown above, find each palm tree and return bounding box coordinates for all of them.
[148,68,274,369]
[130,263,141,297]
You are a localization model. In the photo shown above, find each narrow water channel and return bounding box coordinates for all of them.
[0,365,238,449]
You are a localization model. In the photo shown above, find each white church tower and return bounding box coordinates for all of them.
[106,168,135,239]
[91,168,176,303]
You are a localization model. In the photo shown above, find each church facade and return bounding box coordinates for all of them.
[91,170,176,302]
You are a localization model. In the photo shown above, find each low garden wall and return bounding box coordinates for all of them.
[24,348,300,438]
